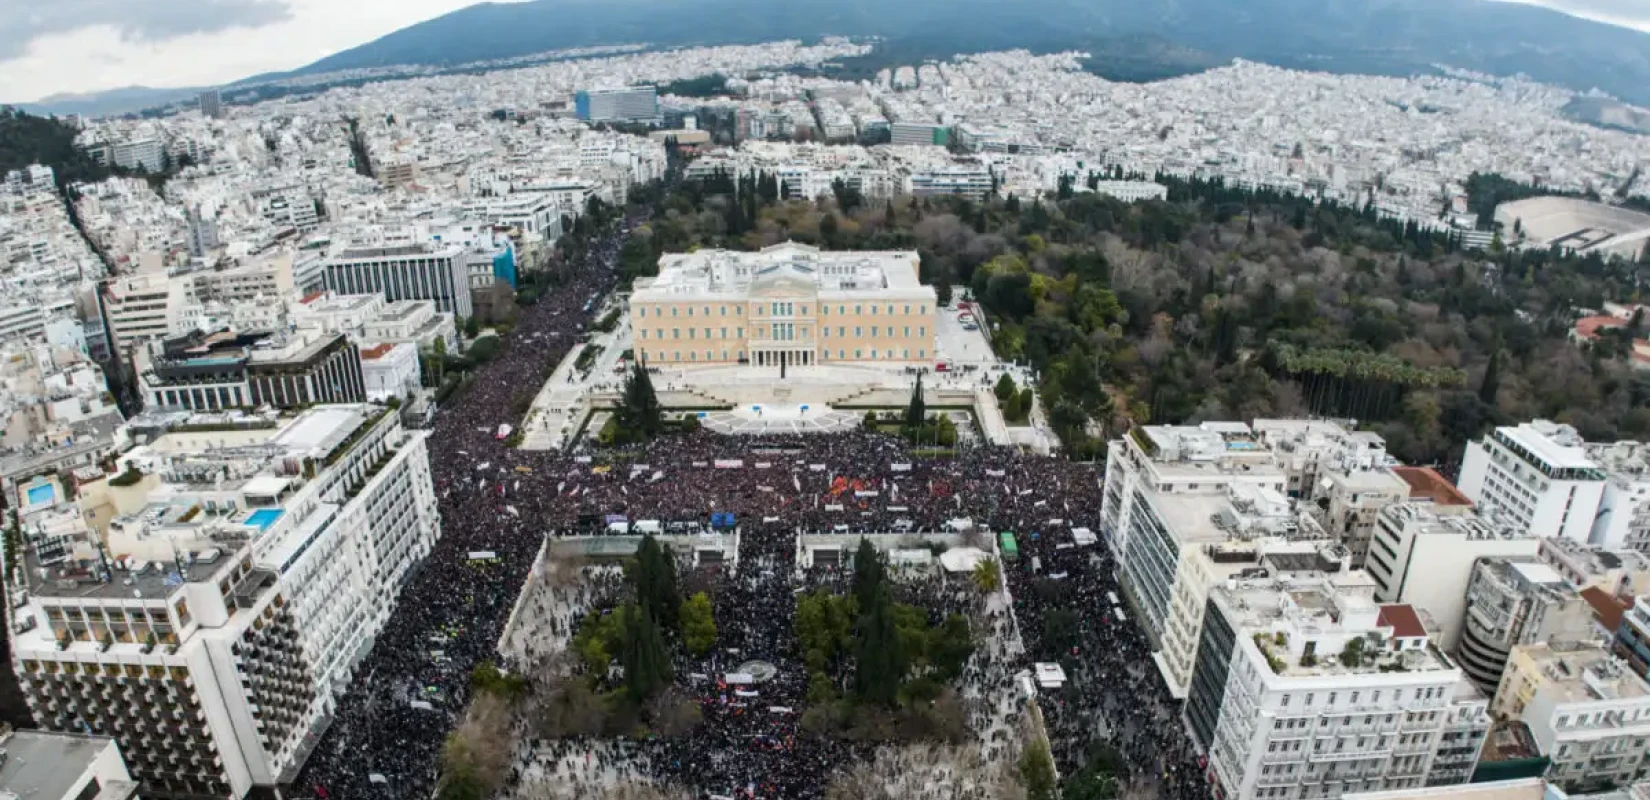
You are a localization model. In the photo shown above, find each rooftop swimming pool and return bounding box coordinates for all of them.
[25,484,53,506]
[245,508,285,530]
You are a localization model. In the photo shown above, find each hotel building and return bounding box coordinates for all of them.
[10,405,440,798]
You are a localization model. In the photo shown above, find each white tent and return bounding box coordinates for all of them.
[939,546,990,573]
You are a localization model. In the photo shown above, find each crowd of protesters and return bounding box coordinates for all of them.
[294,215,1207,800]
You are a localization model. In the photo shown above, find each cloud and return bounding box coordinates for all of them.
[0,0,294,60]
[1490,0,1650,31]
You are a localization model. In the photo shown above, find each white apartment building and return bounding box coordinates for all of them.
[190,255,295,305]
[0,729,138,800]
[12,405,440,799]
[101,271,200,361]
[1367,504,1542,649]
[110,139,165,173]
[359,342,421,401]
[1587,441,1650,552]
[0,303,47,342]
[1494,641,1650,793]
[1091,180,1170,202]
[294,293,456,354]
[1456,557,1595,696]
[1187,575,1488,800]
[630,242,937,368]
[1457,421,1607,544]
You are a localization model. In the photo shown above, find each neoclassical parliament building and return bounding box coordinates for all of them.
[628,242,940,369]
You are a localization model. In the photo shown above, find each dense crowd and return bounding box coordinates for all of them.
[1011,531,1209,800]
[294,215,1205,800]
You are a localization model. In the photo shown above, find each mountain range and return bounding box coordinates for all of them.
[17,0,1650,116]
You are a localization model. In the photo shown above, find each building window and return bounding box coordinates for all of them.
[855,305,862,314]
[720,306,727,316]
[721,327,728,338]
[872,326,879,336]
[672,328,680,339]
[688,307,694,317]
[737,327,744,338]
[855,327,862,336]
[672,307,678,317]
[703,306,710,316]
[904,326,911,337]
[640,330,648,339]
[904,304,911,314]
[855,349,862,358]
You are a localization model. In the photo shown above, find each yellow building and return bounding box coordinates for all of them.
[629,242,938,368]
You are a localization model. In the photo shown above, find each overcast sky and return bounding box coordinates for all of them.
[0,0,1648,102]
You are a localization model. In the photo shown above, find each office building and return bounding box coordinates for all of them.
[1187,574,1488,800]
[889,122,949,147]
[141,329,365,411]
[199,89,223,119]
[1493,641,1650,793]
[12,405,440,799]
[575,87,660,123]
[321,241,472,318]
[1457,421,1607,544]
[0,729,137,800]
[1456,557,1594,695]
[908,168,993,200]
[629,242,937,368]
[1367,504,1542,648]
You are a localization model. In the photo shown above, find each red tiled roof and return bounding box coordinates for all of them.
[1580,585,1628,632]
[1391,466,1472,507]
[1575,315,1628,341]
[1378,604,1427,640]
[359,343,394,360]
[300,290,328,305]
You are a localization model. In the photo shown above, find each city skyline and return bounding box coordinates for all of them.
[2,0,1650,104]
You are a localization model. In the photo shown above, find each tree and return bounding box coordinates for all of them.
[614,363,664,442]
[1019,738,1058,800]
[1478,348,1502,407]
[995,373,1018,402]
[903,374,927,431]
[971,557,1001,593]
[679,591,717,656]
[853,582,905,708]
[852,538,886,611]
[463,315,481,338]
[934,279,954,308]
[622,605,672,702]
[631,535,680,628]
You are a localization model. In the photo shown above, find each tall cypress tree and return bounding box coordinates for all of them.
[616,362,663,441]
[623,604,672,702]
[851,538,884,611]
[853,583,904,708]
[1479,348,1502,407]
[632,535,680,629]
[904,375,927,429]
